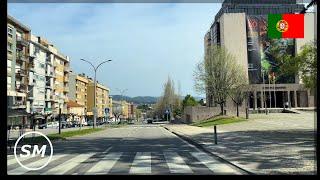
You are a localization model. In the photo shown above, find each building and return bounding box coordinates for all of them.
[205,0,315,111]
[49,45,70,115]
[27,35,55,116]
[7,15,31,123]
[87,80,110,120]
[67,100,85,122]
[68,72,89,113]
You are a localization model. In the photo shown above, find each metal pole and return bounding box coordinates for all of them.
[274,76,276,108]
[214,125,217,144]
[58,108,61,134]
[93,69,97,129]
[269,76,271,109]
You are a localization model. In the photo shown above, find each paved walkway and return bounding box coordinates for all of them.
[163,112,316,174]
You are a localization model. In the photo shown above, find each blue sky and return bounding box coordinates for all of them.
[8,3,221,97]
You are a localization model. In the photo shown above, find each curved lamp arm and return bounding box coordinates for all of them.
[80,58,96,71]
[96,60,112,71]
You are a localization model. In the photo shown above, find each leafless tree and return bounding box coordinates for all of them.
[194,45,247,115]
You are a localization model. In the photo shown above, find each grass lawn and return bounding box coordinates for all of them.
[18,124,126,144]
[191,116,246,127]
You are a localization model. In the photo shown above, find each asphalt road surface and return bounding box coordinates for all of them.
[7,123,244,175]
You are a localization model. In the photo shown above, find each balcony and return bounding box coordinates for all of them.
[16,84,27,93]
[11,101,26,109]
[63,87,69,92]
[16,36,28,47]
[45,84,52,89]
[64,66,70,73]
[29,63,35,72]
[28,96,34,100]
[46,60,52,66]
[16,69,26,77]
[16,52,27,63]
[46,71,54,77]
[45,95,54,101]
[64,76,69,82]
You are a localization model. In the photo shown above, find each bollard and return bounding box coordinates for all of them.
[246,107,249,119]
[214,125,217,144]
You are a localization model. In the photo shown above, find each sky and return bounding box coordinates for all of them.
[8,3,221,97]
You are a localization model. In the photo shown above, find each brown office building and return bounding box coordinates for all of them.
[205,0,316,111]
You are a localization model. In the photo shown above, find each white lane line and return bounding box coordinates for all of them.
[8,154,66,175]
[7,155,35,166]
[42,153,95,175]
[191,152,242,174]
[129,152,151,174]
[84,152,123,175]
[163,152,193,174]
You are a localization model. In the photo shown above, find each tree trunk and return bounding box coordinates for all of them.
[236,104,239,117]
[220,103,224,115]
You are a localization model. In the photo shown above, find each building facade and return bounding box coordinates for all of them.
[7,15,31,119]
[87,80,110,119]
[27,35,55,116]
[205,0,316,111]
[68,72,89,113]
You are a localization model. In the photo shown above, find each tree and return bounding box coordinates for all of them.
[268,40,316,89]
[182,94,198,109]
[194,45,245,115]
[198,99,206,106]
[154,77,182,120]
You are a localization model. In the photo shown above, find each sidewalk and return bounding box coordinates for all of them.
[162,112,316,175]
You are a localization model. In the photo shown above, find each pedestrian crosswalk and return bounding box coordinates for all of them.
[7,151,243,175]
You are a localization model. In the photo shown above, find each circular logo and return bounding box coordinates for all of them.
[14,131,53,171]
[276,20,289,33]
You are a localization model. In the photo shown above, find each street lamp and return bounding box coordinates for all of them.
[80,59,112,128]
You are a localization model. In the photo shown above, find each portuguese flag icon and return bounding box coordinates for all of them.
[268,14,304,39]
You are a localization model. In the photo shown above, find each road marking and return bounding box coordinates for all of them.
[84,152,123,175]
[8,154,66,175]
[129,152,151,174]
[163,152,193,174]
[42,153,95,175]
[191,152,242,174]
[7,155,34,166]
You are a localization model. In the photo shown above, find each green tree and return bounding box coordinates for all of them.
[182,94,198,109]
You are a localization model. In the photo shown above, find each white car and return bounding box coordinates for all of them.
[47,121,59,128]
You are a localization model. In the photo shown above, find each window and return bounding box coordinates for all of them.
[7,42,12,50]
[7,27,13,38]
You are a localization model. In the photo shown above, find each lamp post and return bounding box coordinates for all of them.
[80,59,112,128]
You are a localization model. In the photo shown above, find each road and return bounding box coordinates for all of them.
[7,123,245,175]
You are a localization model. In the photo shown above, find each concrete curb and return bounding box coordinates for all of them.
[162,126,255,175]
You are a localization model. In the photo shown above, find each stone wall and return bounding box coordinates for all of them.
[182,99,247,124]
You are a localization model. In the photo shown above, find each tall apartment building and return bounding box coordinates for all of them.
[205,0,315,111]
[27,35,55,115]
[87,80,110,119]
[7,15,31,118]
[69,72,89,114]
[49,46,70,115]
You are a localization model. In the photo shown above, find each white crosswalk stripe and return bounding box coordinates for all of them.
[84,152,122,175]
[163,152,193,174]
[7,155,35,166]
[8,154,66,175]
[7,151,243,175]
[191,152,242,174]
[129,152,151,174]
[41,153,95,175]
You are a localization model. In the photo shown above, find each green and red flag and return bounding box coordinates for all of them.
[268,14,304,39]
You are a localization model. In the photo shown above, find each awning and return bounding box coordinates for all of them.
[7,109,28,118]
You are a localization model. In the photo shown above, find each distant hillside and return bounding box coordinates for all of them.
[110,95,204,104]
[110,95,158,104]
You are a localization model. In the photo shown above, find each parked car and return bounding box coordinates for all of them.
[70,121,80,127]
[87,120,94,126]
[38,123,47,129]
[147,119,153,124]
[47,121,59,128]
